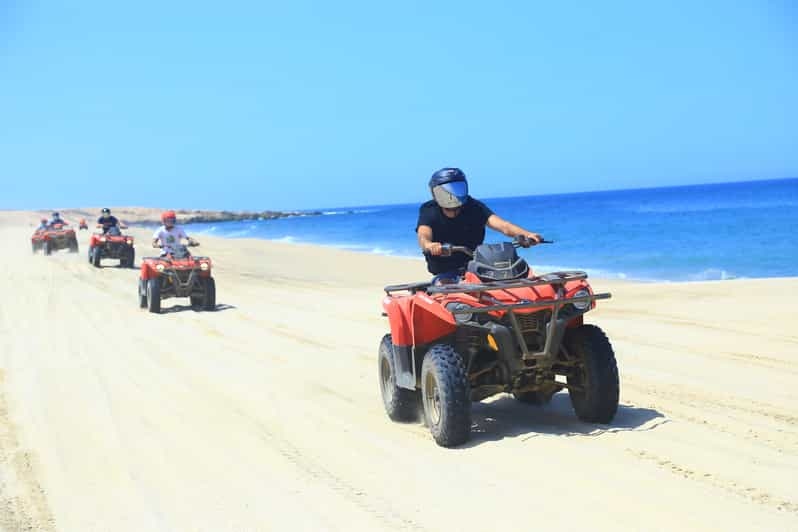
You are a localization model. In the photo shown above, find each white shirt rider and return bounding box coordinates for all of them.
[152,213,198,254]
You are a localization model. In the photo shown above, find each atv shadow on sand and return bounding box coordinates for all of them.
[158,303,237,314]
[462,393,667,447]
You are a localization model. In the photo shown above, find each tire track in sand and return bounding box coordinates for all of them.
[627,448,798,515]
[0,371,56,532]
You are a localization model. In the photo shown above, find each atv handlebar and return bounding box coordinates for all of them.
[154,241,199,248]
[440,244,474,258]
[435,237,553,257]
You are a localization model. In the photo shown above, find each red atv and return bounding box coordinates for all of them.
[379,239,617,447]
[79,219,89,230]
[138,244,216,313]
[31,224,79,255]
[88,226,135,268]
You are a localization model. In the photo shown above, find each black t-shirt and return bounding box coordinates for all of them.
[416,198,494,274]
[98,216,119,231]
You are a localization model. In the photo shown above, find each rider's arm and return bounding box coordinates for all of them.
[487,214,542,244]
[417,225,442,256]
[152,238,161,248]
[177,227,198,246]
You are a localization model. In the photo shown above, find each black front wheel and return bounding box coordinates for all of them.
[92,247,101,267]
[43,241,51,256]
[378,334,419,422]
[565,324,619,423]
[121,247,135,268]
[420,344,471,447]
[202,277,216,310]
[146,278,161,314]
[138,279,148,308]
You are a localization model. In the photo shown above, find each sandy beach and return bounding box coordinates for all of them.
[1,210,796,531]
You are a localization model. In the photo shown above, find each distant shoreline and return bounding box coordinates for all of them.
[18,207,324,226]
[136,209,324,225]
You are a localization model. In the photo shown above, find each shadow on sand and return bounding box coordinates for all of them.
[159,303,237,314]
[461,392,668,448]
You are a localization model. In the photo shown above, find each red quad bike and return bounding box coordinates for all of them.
[32,224,79,255]
[138,243,216,313]
[380,239,618,447]
[88,226,135,268]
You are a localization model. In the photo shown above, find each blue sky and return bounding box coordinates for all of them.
[1,1,796,211]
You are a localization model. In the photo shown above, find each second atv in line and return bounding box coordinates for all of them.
[88,226,135,268]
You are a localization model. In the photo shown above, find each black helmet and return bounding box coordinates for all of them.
[52,211,60,218]
[429,168,468,209]
[101,207,111,214]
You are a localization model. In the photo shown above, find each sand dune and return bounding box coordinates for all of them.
[0,211,796,531]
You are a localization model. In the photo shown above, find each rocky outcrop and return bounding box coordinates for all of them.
[170,210,322,224]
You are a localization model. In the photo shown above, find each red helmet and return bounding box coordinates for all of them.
[161,210,176,224]
[40,218,47,223]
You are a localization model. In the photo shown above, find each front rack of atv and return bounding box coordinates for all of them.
[384,271,612,361]
[384,271,591,296]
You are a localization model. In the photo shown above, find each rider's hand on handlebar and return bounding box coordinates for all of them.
[517,233,543,247]
[424,242,443,256]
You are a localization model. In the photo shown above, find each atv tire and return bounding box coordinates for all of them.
[138,279,148,308]
[378,334,419,422]
[121,248,135,268]
[565,324,619,423]
[88,246,94,263]
[92,247,101,267]
[202,277,216,311]
[513,390,555,405]
[421,344,471,447]
[146,278,161,314]
[69,239,78,253]
[43,241,51,256]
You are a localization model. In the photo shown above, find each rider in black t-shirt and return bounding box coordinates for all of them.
[416,168,543,281]
[97,208,126,234]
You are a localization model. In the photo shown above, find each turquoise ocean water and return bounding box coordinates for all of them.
[186,178,798,282]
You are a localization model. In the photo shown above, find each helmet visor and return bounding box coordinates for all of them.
[432,181,468,209]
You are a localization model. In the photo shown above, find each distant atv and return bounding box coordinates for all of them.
[32,224,79,255]
[88,226,135,268]
[138,243,216,313]
[379,239,618,447]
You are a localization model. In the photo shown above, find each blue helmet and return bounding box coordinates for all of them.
[429,168,468,209]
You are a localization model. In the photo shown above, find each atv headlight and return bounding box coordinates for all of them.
[446,302,473,323]
[99,237,107,243]
[572,289,591,310]
[155,264,165,272]
[126,239,133,245]
[200,262,209,271]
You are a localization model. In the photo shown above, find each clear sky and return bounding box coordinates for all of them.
[1,1,796,211]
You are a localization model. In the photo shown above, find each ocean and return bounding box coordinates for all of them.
[187,178,798,282]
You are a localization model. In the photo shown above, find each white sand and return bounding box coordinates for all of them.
[1,211,796,531]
